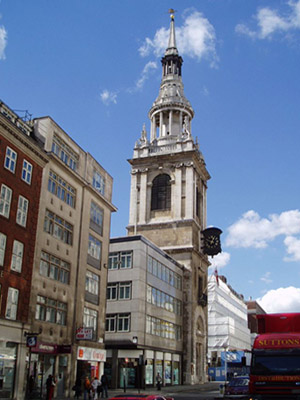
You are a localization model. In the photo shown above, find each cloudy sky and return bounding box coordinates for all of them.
[1,0,300,313]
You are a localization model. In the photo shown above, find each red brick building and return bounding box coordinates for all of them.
[0,100,48,398]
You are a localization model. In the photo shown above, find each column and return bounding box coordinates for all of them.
[150,116,156,142]
[169,110,173,135]
[129,172,138,226]
[139,171,148,224]
[174,166,182,219]
[159,112,163,137]
[185,165,194,219]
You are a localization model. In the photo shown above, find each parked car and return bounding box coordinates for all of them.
[108,395,174,400]
[224,375,249,399]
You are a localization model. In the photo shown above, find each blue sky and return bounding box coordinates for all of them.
[1,0,300,313]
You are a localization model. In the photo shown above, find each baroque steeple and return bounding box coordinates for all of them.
[135,11,199,157]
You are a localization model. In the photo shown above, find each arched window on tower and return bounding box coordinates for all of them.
[151,174,171,211]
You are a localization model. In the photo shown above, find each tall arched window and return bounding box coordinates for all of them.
[151,174,171,211]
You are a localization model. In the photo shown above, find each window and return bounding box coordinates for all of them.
[119,282,131,300]
[93,171,105,195]
[85,271,99,295]
[146,315,181,340]
[105,313,131,332]
[4,147,17,173]
[48,170,76,207]
[106,314,116,332]
[147,256,182,290]
[11,240,24,272]
[0,233,6,266]
[146,284,182,315]
[117,313,130,332]
[5,288,19,320]
[90,202,104,235]
[22,160,33,184]
[83,307,97,333]
[107,283,118,301]
[0,185,12,218]
[108,251,132,270]
[51,134,79,171]
[88,235,102,260]
[39,251,70,284]
[108,252,119,270]
[151,174,171,211]
[35,295,67,325]
[44,210,73,245]
[16,195,29,227]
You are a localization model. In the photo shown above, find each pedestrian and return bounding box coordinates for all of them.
[72,377,82,399]
[100,373,109,398]
[46,374,55,400]
[84,376,91,400]
[91,376,101,400]
[156,372,162,390]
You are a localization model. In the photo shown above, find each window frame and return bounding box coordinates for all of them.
[11,240,24,273]
[5,287,19,320]
[92,170,105,195]
[107,283,118,301]
[22,159,33,184]
[0,184,12,218]
[16,195,29,227]
[4,146,17,173]
[0,232,7,266]
[118,281,132,300]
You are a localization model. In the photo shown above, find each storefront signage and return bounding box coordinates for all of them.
[26,336,37,347]
[77,346,106,362]
[31,342,71,354]
[76,327,93,340]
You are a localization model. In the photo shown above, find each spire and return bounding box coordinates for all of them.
[165,9,178,56]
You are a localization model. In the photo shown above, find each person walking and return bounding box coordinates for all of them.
[100,373,108,398]
[84,376,91,400]
[156,372,162,390]
[46,374,55,400]
[73,378,82,399]
[91,376,101,400]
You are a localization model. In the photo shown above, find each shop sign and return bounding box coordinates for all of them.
[26,336,37,347]
[76,327,93,340]
[31,342,72,354]
[77,346,106,362]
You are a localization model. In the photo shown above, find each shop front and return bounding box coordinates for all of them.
[29,342,71,398]
[0,341,17,399]
[76,346,106,381]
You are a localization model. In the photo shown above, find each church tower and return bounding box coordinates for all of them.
[127,11,210,384]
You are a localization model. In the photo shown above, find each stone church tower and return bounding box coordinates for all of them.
[127,12,210,384]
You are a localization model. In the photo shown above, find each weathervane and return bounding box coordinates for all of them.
[168,8,177,20]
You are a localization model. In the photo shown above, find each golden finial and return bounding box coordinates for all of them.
[168,8,176,20]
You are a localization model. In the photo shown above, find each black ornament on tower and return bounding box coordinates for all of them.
[201,227,222,257]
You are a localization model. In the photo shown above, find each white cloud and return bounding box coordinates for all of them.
[0,25,7,60]
[139,10,218,67]
[236,0,300,39]
[225,209,300,250]
[208,251,230,270]
[257,286,300,313]
[100,90,117,105]
[284,236,300,261]
[260,271,272,284]
[130,61,158,92]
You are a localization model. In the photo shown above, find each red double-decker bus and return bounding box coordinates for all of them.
[249,313,300,400]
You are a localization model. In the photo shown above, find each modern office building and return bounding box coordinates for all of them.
[0,100,48,398]
[126,13,210,384]
[105,235,184,389]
